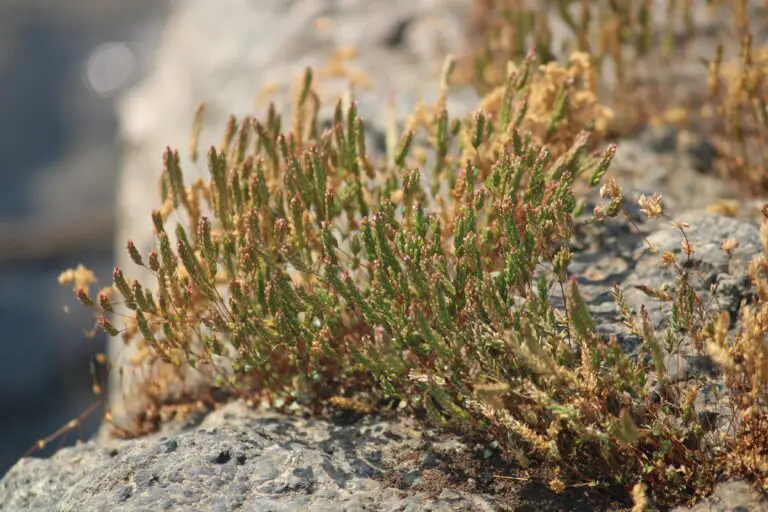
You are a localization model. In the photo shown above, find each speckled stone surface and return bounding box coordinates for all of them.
[3,401,766,511]
[1,402,499,512]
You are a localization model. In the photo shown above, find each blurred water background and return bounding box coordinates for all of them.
[0,0,165,476]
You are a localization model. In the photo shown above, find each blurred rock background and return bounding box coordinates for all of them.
[0,0,165,475]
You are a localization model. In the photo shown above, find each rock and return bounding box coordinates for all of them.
[3,401,766,511]
[608,130,741,214]
[666,354,718,382]
[0,401,499,511]
[624,212,761,331]
[672,480,768,512]
[677,130,718,175]
[640,124,679,154]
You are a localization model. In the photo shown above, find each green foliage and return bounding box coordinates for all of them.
[67,52,768,508]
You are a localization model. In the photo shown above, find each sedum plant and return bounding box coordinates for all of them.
[65,52,768,507]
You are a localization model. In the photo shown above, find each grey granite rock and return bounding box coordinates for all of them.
[3,400,766,511]
[0,401,499,512]
[624,212,762,331]
[671,480,768,512]
[608,128,742,214]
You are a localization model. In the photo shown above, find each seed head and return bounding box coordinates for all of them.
[681,239,695,256]
[720,238,739,255]
[472,110,486,150]
[599,176,622,200]
[112,267,136,309]
[98,292,113,313]
[98,316,120,337]
[76,288,94,307]
[127,240,143,267]
[637,193,663,219]
[58,264,97,290]
[148,251,160,272]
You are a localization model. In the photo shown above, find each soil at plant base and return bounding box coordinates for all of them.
[382,442,632,511]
